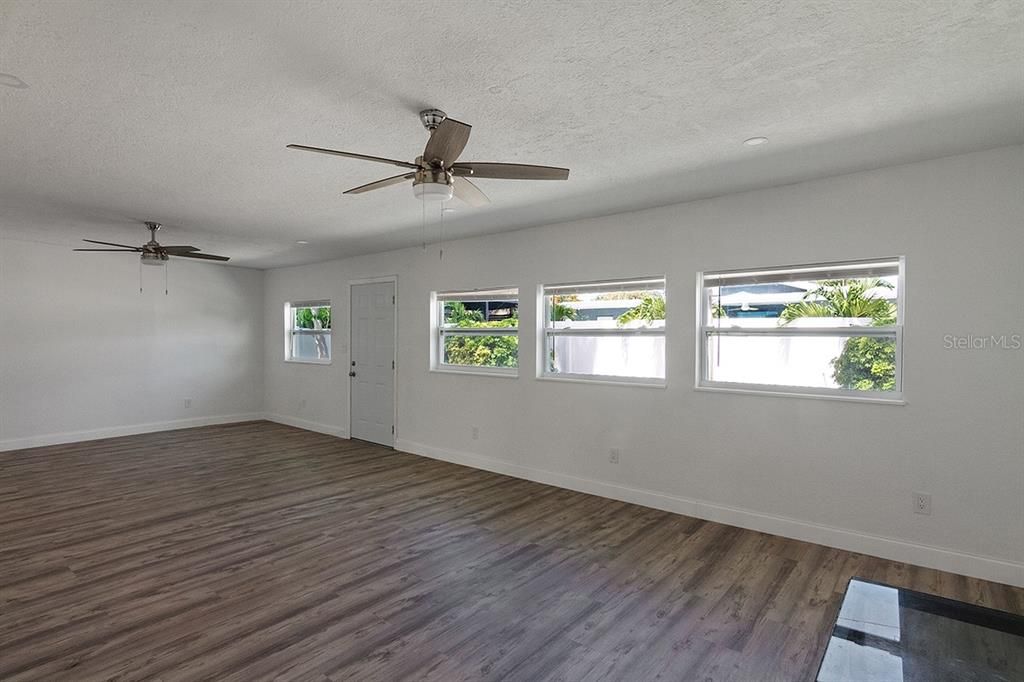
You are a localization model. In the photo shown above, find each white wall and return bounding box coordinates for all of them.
[0,238,264,449]
[263,146,1024,586]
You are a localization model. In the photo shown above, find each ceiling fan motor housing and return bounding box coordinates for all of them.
[141,251,169,266]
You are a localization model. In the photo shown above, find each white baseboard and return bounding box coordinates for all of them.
[0,413,265,452]
[263,413,349,439]
[396,438,1024,588]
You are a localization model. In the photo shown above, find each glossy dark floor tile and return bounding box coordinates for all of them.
[817,578,1024,681]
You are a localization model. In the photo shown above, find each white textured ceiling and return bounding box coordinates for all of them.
[1,0,1022,268]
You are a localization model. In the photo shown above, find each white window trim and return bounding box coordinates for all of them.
[284,299,333,365]
[536,374,667,389]
[538,277,667,386]
[694,383,906,405]
[431,365,520,379]
[284,357,333,365]
[695,257,905,403]
[430,289,520,377]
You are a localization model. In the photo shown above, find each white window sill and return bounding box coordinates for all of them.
[430,367,519,379]
[538,374,667,389]
[284,358,333,366]
[694,384,905,405]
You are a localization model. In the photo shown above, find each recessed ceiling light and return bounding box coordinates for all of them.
[743,136,769,146]
[0,73,29,89]
[295,240,309,245]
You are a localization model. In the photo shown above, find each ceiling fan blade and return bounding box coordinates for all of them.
[81,238,143,249]
[422,118,471,167]
[344,173,416,195]
[451,162,569,181]
[160,245,200,253]
[287,144,419,170]
[173,252,230,261]
[452,177,490,207]
[73,248,140,252]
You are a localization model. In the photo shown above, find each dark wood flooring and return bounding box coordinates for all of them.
[1,421,1021,681]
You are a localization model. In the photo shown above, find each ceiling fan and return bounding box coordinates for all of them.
[73,221,230,264]
[287,108,570,206]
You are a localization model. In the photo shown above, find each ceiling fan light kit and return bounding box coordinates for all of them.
[287,108,570,207]
[413,181,454,202]
[412,165,454,202]
[140,251,168,265]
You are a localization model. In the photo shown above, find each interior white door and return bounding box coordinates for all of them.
[350,281,395,446]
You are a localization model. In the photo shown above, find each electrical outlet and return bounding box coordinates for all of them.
[471,426,479,440]
[609,448,620,464]
[183,397,192,409]
[299,398,307,410]
[913,492,932,515]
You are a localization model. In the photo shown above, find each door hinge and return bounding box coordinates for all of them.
[391,425,394,434]
[392,295,395,304]
[392,360,395,370]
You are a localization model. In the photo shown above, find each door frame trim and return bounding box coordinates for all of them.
[348,275,398,446]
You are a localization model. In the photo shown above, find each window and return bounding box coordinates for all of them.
[433,288,519,375]
[541,277,666,384]
[286,300,332,363]
[698,258,904,399]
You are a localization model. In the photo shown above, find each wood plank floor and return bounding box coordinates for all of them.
[1,421,1021,681]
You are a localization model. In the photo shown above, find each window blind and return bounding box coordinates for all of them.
[702,260,899,287]
[543,277,665,296]
[436,288,518,302]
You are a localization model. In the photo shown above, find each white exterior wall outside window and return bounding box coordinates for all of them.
[541,277,666,385]
[698,258,904,401]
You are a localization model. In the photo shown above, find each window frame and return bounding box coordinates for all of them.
[539,276,667,387]
[431,288,520,378]
[696,257,905,403]
[284,299,333,365]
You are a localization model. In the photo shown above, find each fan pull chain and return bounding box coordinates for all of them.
[164,262,169,295]
[439,201,444,260]
[139,259,143,294]
[421,194,427,250]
